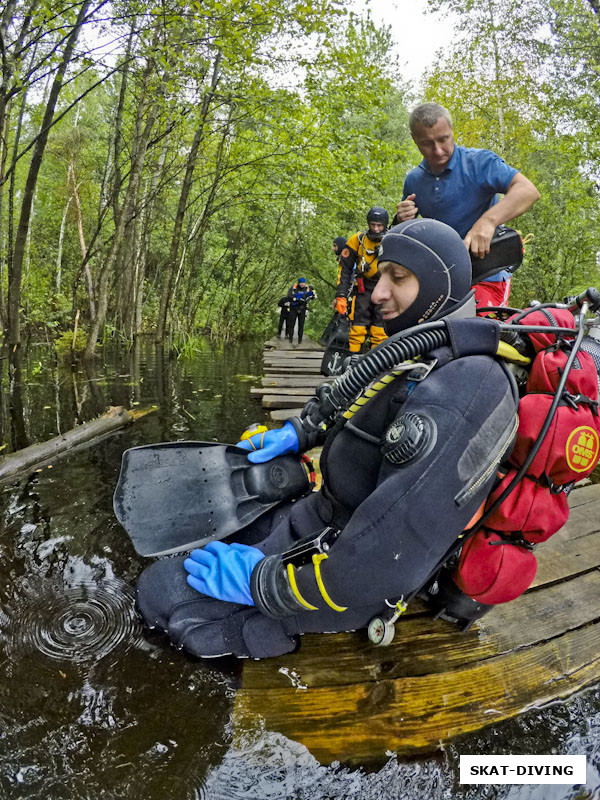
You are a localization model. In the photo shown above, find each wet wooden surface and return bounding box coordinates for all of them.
[235,483,600,763]
[261,336,324,421]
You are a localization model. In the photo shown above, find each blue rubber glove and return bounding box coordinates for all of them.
[236,420,299,463]
[183,541,265,606]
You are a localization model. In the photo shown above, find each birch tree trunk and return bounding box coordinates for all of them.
[7,0,92,350]
[155,49,222,343]
[84,57,163,357]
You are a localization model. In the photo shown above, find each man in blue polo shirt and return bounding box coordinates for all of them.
[394,102,539,309]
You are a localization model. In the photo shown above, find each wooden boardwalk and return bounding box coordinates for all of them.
[256,336,325,421]
[236,336,600,764]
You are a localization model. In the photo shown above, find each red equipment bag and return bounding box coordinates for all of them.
[454,308,600,605]
[454,530,538,604]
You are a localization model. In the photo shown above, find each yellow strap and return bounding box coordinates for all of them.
[240,424,268,445]
[312,553,347,612]
[286,564,318,611]
[496,340,531,365]
[342,369,406,419]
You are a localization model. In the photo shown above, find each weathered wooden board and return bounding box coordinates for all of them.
[563,481,600,509]
[262,394,314,408]
[235,621,600,764]
[263,366,321,377]
[251,387,319,397]
[270,408,304,421]
[261,376,330,388]
[264,337,321,352]
[263,359,322,369]
[265,352,324,361]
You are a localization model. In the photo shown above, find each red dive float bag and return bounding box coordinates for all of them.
[453,307,600,607]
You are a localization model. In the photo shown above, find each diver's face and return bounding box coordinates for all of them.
[369,222,385,236]
[372,262,420,321]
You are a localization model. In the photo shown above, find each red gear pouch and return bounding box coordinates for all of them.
[527,348,599,397]
[455,530,538,604]
[509,308,576,352]
[484,468,569,543]
[511,394,600,486]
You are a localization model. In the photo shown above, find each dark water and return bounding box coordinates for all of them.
[0,339,598,799]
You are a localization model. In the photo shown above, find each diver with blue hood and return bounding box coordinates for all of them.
[135,220,519,658]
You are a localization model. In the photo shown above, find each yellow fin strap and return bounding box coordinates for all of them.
[240,424,268,446]
[312,553,347,612]
[248,431,266,451]
[496,340,531,365]
[286,563,318,611]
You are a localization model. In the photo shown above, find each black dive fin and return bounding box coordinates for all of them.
[320,313,351,376]
[113,441,310,557]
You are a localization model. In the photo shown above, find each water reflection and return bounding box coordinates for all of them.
[0,338,597,799]
[0,338,263,799]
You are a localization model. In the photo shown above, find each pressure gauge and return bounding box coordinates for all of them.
[367,615,396,647]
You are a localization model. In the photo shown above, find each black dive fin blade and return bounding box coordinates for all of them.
[113,441,309,557]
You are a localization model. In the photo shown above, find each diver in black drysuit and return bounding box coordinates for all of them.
[136,220,519,659]
[277,296,290,337]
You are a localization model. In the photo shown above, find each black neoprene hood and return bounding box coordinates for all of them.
[378,219,472,334]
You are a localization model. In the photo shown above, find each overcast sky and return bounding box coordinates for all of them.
[360,0,457,89]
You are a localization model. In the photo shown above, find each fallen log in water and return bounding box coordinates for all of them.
[0,405,155,483]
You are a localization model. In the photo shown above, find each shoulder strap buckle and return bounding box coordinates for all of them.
[406,359,438,382]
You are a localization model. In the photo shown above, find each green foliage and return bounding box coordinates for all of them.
[7,0,600,349]
[54,329,88,354]
[0,0,414,347]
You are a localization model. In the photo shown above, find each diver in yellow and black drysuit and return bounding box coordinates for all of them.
[334,207,389,352]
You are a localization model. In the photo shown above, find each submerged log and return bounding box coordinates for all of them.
[0,405,155,483]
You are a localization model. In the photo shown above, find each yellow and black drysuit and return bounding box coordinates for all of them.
[336,231,387,352]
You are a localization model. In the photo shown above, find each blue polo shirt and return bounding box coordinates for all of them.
[403,146,518,281]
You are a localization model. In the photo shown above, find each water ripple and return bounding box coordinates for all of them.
[2,578,142,669]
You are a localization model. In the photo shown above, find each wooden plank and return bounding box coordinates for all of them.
[262,394,314,408]
[264,366,322,376]
[235,621,600,763]
[263,359,322,370]
[251,387,317,397]
[265,352,324,360]
[270,408,304,421]
[265,337,321,352]
[566,482,600,509]
[533,527,600,586]
[261,376,332,388]
[264,359,322,367]
[241,569,600,690]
